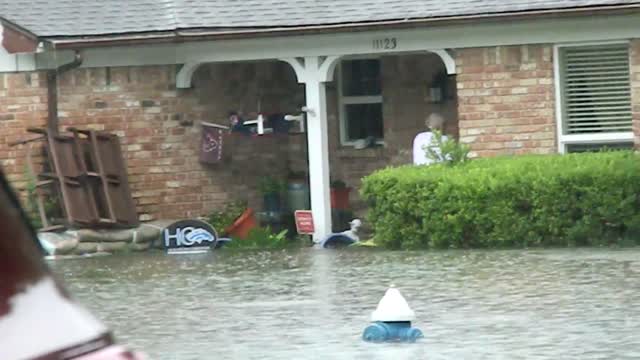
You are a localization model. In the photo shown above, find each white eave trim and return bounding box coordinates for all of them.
[29,12,640,71]
[560,132,635,145]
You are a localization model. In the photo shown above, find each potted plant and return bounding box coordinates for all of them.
[258,176,286,213]
[207,200,257,240]
[286,171,310,211]
[330,179,351,210]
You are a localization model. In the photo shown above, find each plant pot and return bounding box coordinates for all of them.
[330,187,351,210]
[225,208,258,240]
[287,181,310,211]
[263,193,282,212]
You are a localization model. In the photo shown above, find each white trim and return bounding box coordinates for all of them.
[553,40,634,153]
[553,40,630,48]
[560,132,634,145]
[553,44,565,153]
[337,58,385,146]
[430,49,457,75]
[26,13,640,72]
[176,62,202,88]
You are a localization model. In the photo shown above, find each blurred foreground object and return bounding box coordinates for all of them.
[0,169,147,359]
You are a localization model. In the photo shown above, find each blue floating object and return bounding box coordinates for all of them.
[320,234,357,248]
[363,321,423,343]
[319,219,361,248]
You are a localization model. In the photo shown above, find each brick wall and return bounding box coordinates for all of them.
[0,72,48,189]
[1,55,453,221]
[2,62,301,221]
[456,45,557,157]
[0,47,564,223]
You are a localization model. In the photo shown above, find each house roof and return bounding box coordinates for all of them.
[1,0,640,38]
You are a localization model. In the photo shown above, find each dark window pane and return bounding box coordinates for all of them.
[566,142,633,153]
[345,103,383,141]
[341,59,381,96]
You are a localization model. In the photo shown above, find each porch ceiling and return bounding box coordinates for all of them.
[1,0,639,39]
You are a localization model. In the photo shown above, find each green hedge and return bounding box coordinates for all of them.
[361,151,640,249]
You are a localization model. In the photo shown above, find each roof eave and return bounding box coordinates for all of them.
[0,17,40,53]
[46,3,640,50]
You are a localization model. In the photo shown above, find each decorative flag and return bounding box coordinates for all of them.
[199,122,228,164]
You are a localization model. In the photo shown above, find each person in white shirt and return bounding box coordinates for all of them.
[413,113,448,165]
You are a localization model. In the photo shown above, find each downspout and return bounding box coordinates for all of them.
[47,50,82,134]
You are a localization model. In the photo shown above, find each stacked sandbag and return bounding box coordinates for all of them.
[38,221,166,256]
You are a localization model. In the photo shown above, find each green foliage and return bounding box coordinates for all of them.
[331,179,347,189]
[207,200,247,235]
[423,130,470,166]
[23,168,58,230]
[24,169,42,229]
[225,227,290,249]
[361,151,640,249]
[258,176,286,195]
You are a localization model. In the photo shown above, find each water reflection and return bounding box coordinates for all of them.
[50,248,640,360]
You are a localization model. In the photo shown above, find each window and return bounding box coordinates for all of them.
[555,43,634,152]
[338,59,384,145]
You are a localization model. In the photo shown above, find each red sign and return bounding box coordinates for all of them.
[294,210,315,234]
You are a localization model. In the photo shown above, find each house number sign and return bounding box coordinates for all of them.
[373,37,397,50]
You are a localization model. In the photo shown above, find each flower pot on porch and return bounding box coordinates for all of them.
[225,208,258,240]
[330,187,351,210]
[263,193,282,213]
[287,181,310,211]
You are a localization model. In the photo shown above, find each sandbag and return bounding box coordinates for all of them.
[37,232,79,255]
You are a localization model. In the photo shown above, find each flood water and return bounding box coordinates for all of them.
[50,248,640,360]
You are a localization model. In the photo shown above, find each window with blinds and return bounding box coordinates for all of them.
[559,44,632,134]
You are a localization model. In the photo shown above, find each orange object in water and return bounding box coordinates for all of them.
[225,208,257,239]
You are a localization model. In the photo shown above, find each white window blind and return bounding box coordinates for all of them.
[559,44,632,134]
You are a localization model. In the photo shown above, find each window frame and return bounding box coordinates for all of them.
[553,40,634,153]
[337,56,384,146]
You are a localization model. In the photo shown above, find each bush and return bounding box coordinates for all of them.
[424,130,471,166]
[361,151,640,249]
[207,200,247,235]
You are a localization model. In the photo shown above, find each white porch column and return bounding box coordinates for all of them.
[305,74,331,242]
[281,56,340,242]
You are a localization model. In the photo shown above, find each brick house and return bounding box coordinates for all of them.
[1,1,640,239]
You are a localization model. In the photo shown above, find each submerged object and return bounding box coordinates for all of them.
[318,219,361,248]
[215,238,232,248]
[363,286,423,343]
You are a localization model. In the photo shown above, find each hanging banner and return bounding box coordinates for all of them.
[199,122,228,164]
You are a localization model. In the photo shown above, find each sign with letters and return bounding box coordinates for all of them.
[294,210,315,235]
[163,219,218,254]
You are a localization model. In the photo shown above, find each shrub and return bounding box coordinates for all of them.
[258,176,286,195]
[424,130,471,166]
[360,151,640,249]
[207,200,247,235]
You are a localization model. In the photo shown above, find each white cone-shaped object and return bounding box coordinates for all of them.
[370,286,415,322]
